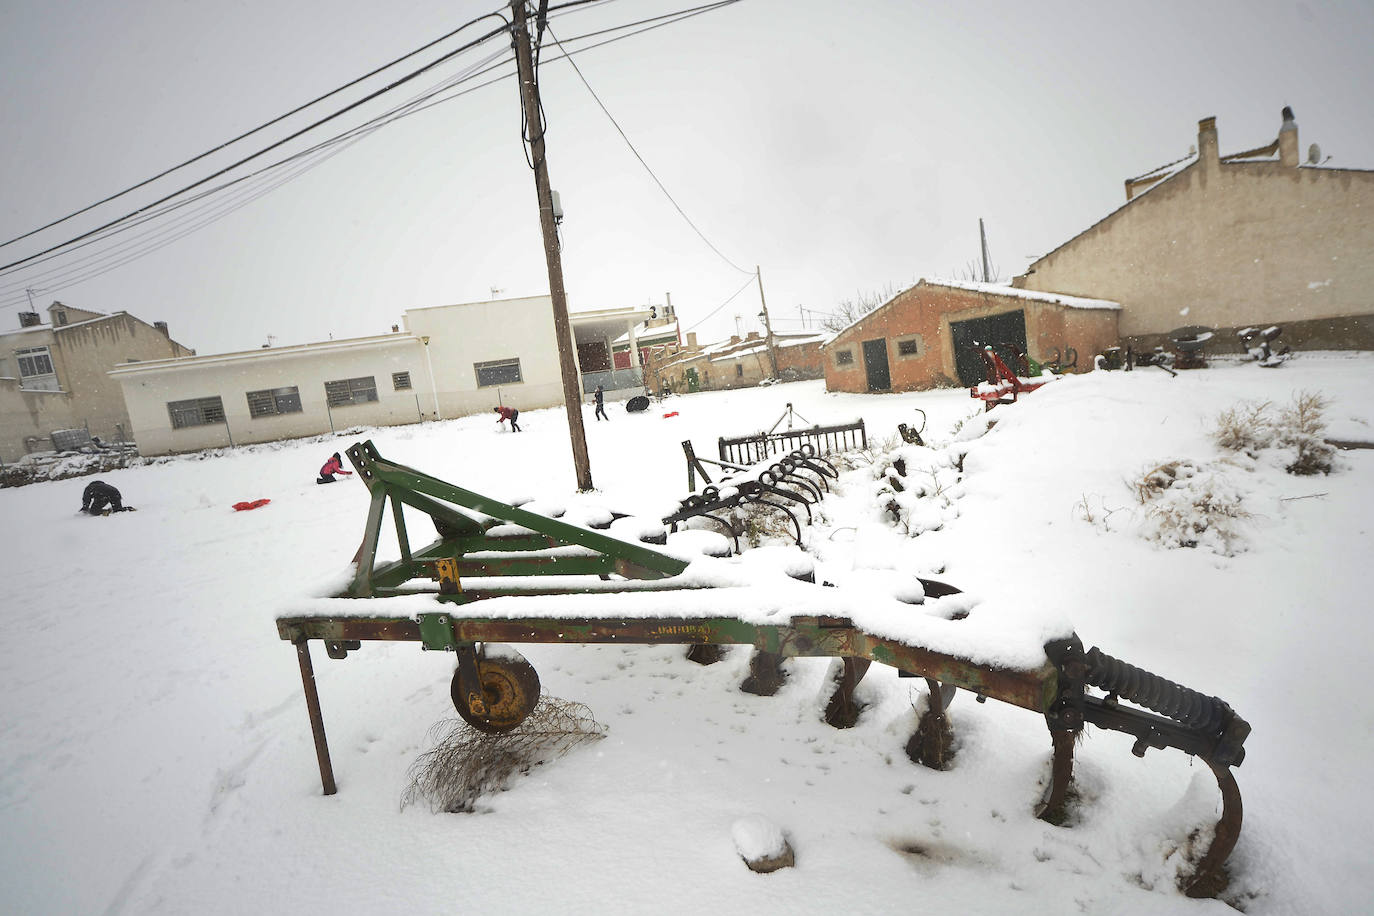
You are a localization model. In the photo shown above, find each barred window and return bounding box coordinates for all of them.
[392,371,412,391]
[735,363,743,377]
[324,376,378,407]
[835,349,855,366]
[474,358,522,388]
[246,386,302,418]
[168,396,225,429]
[897,339,918,356]
[15,346,60,390]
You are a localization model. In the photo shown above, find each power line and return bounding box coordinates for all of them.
[544,10,751,275]
[0,19,514,277]
[0,7,514,254]
[0,0,746,306]
[684,274,757,332]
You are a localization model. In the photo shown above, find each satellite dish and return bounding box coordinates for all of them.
[1308,143,1322,165]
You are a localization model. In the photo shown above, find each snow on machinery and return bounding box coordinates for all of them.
[275,440,1251,898]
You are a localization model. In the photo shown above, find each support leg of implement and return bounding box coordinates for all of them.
[294,638,337,796]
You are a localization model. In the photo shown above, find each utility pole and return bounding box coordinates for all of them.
[756,265,780,378]
[509,0,592,490]
[979,218,991,283]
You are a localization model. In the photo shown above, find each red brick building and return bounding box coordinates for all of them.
[823,280,1120,393]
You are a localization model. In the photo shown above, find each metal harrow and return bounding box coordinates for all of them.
[276,440,1250,897]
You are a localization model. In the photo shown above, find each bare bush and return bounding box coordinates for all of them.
[1211,392,1334,475]
[1280,391,1334,475]
[400,695,606,814]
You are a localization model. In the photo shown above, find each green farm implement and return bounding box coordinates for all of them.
[277,440,1250,897]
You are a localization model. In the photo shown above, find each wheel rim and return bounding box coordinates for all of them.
[452,649,541,733]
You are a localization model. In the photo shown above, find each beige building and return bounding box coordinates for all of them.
[654,330,827,393]
[1015,108,1374,350]
[112,295,567,455]
[0,302,193,462]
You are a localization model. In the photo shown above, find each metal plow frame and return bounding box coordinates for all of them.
[277,440,1250,898]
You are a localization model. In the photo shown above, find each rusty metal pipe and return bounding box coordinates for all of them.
[294,639,337,796]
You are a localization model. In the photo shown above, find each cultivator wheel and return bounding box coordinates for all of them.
[451,647,541,733]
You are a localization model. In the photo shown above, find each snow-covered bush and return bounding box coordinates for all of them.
[1212,391,1334,476]
[868,445,963,537]
[1132,460,1251,556]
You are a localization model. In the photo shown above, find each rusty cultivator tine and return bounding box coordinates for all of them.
[1044,638,1250,895]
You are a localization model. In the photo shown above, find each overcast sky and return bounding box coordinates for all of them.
[1,0,1371,354]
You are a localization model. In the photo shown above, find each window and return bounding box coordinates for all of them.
[735,363,744,377]
[474,358,522,388]
[324,376,378,407]
[168,396,225,429]
[246,386,302,418]
[15,346,60,391]
[897,338,919,356]
[392,371,412,391]
[835,349,855,366]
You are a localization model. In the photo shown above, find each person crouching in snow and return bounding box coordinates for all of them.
[494,405,520,431]
[81,480,132,514]
[317,451,354,484]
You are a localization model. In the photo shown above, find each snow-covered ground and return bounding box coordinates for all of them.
[2,355,1372,915]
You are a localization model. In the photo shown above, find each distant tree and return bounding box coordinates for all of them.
[820,282,901,333]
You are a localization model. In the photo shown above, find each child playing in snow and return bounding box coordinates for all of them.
[80,480,133,514]
[317,452,354,484]
[494,405,521,432]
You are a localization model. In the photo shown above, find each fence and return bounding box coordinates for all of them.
[717,418,866,465]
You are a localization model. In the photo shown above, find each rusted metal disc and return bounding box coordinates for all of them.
[451,650,541,733]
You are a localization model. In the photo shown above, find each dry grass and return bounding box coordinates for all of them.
[1211,392,1334,475]
[400,695,606,814]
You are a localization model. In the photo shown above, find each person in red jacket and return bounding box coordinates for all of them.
[317,451,354,484]
[494,405,521,432]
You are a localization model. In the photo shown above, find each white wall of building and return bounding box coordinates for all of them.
[112,335,430,455]
[404,295,568,417]
[110,296,576,456]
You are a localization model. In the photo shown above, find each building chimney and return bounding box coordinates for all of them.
[18,311,41,328]
[1198,116,1219,172]
[730,334,741,345]
[687,332,698,348]
[153,321,170,337]
[665,292,674,319]
[746,331,760,340]
[1278,106,1299,167]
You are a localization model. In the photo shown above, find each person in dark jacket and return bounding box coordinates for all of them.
[80,480,132,514]
[317,452,354,484]
[593,385,608,421]
[494,405,521,432]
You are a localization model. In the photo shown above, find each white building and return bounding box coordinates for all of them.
[113,295,566,455]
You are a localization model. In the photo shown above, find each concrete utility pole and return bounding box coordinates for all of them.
[979,218,991,283]
[756,265,780,378]
[510,0,592,490]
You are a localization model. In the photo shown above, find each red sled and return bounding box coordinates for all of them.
[233,498,272,511]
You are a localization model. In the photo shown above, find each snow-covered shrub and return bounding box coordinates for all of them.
[869,445,962,537]
[400,696,605,813]
[1280,391,1335,475]
[1133,461,1251,555]
[1212,392,1334,475]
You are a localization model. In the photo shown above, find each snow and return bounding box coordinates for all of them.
[3,357,1374,914]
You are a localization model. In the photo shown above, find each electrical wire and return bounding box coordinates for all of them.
[0,0,746,306]
[684,274,757,332]
[0,45,513,306]
[0,18,513,277]
[0,6,514,254]
[543,12,750,275]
